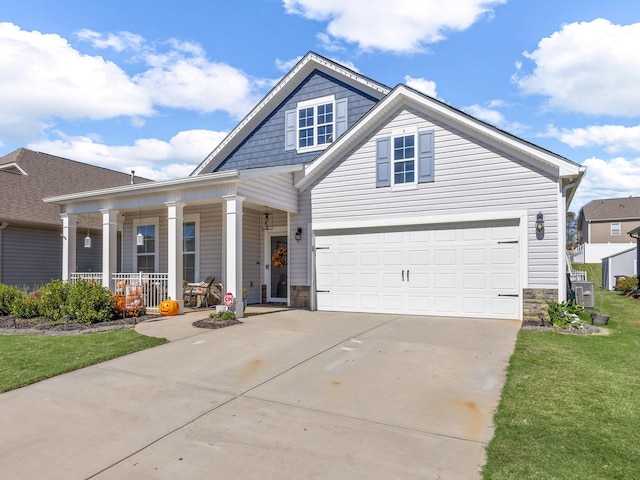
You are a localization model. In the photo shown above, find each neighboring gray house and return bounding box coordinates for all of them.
[44,52,585,322]
[0,148,148,289]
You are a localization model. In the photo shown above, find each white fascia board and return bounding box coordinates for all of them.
[191,52,390,176]
[43,170,240,204]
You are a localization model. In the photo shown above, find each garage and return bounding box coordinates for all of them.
[314,221,521,319]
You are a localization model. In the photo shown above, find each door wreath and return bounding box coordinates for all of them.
[272,247,287,268]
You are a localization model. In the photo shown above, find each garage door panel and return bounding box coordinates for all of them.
[315,222,520,319]
[435,296,456,313]
[463,273,485,289]
[435,249,456,265]
[407,272,429,288]
[435,272,456,289]
[462,296,487,314]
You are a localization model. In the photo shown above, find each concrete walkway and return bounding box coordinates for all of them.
[0,309,520,479]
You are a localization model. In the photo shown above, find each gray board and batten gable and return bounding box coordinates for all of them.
[212,70,381,172]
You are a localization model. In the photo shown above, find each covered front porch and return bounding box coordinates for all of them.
[44,166,302,314]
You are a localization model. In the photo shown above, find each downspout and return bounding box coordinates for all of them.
[0,221,8,284]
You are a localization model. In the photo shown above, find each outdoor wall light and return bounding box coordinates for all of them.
[262,208,273,231]
[84,214,91,248]
[295,227,302,242]
[136,209,144,246]
[536,211,544,240]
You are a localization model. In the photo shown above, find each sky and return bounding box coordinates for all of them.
[2,0,640,213]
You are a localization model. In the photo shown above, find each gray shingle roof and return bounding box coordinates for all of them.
[0,148,151,227]
[580,196,640,222]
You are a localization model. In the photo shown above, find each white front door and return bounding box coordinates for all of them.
[265,229,288,303]
[314,221,521,319]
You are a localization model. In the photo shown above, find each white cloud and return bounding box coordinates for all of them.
[516,19,640,116]
[283,0,506,53]
[76,29,145,52]
[0,22,152,130]
[404,76,438,97]
[0,23,265,146]
[572,156,640,211]
[27,129,228,180]
[462,102,527,134]
[545,124,640,153]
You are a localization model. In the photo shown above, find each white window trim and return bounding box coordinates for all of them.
[297,94,336,154]
[391,127,418,190]
[133,216,159,273]
[611,222,621,236]
[183,213,200,282]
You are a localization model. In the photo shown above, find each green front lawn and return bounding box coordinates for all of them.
[0,330,166,393]
[483,265,640,479]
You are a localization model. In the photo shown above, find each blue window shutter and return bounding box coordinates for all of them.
[418,130,434,183]
[335,98,348,138]
[376,137,391,187]
[285,109,296,151]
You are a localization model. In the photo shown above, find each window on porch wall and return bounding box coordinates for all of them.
[136,224,156,273]
[183,221,196,283]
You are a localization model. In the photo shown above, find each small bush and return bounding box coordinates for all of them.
[66,279,113,325]
[11,294,41,319]
[547,300,585,330]
[615,276,639,295]
[0,284,24,315]
[209,310,236,321]
[39,280,71,321]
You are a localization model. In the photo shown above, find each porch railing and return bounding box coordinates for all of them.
[70,272,169,312]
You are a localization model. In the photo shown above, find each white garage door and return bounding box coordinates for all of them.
[314,222,520,319]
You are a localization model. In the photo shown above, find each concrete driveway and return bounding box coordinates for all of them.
[0,309,520,479]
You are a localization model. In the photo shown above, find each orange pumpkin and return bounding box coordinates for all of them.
[159,299,180,316]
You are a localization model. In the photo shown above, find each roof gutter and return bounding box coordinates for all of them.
[0,221,8,230]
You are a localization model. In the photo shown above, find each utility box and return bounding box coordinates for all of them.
[573,281,595,308]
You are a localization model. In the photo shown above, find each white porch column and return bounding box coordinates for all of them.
[101,209,119,291]
[166,201,184,312]
[60,213,77,282]
[224,195,245,316]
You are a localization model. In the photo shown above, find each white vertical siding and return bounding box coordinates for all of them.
[290,191,312,286]
[243,208,261,304]
[311,108,563,289]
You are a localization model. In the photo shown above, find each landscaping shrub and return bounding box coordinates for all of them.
[39,280,71,321]
[615,276,639,295]
[10,294,41,319]
[66,279,113,324]
[546,300,585,329]
[0,284,24,315]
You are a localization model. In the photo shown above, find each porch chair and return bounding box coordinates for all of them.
[184,276,221,308]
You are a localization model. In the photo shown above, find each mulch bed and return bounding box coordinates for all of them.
[192,317,242,330]
[522,322,602,335]
[0,315,160,336]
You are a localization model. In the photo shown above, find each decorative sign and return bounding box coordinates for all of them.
[224,292,234,307]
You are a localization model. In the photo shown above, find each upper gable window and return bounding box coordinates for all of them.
[376,129,435,188]
[298,98,334,150]
[393,134,416,185]
[285,95,348,153]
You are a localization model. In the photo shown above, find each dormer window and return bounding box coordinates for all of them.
[285,95,348,153]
